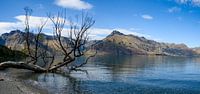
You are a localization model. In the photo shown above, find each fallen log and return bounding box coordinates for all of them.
[0,61,46,73]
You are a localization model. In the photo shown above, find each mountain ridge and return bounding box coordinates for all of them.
[0,30,199,57]
[92,30,198,56]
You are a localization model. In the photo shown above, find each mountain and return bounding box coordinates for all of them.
[192,47,200,54]
[0,30,68,52]
[0,30,199,57]
[1,30,26,50]
[92,30,198,56]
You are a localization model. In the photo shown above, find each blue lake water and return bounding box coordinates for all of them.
[17,55,200,94]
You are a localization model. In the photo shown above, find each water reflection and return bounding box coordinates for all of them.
[11,55,200,94]
[36,73,90,94]
[90,55,194,81]
[14,72,90,94]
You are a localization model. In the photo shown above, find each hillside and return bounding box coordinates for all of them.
[0,30,70,52]
[0,45,26,62]
[0,30,199,57]
[92,30,197,56]
[192,47,200,54]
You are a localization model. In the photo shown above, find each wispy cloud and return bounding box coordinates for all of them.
[176,0,200,7]
[168,7,181,13]
[141,14,153,20]
[0,22,18,34]
[55,0,92,10]
[0,16,158,41]
[0,15,70,35]
[56,27,161,41]
[88,28,153,40]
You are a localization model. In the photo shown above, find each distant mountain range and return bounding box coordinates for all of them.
[0,30,199,57]
[92,30,199,56]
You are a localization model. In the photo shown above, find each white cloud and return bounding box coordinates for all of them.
[115,28,152,38]
[15,15,51,28]
[88,28,153,40]
[0,22,18,34]
[55,0,92,10]
[0,15,70,35]
[0,16,50,35]
[168,7,181,13]
[141,14,153,20]
[54,27,151,40]
[0,16,158,41]
[176,0,200,6]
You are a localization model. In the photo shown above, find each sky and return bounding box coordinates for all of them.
[0,0,200,47]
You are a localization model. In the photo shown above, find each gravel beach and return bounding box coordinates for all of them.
[0,70,48,94]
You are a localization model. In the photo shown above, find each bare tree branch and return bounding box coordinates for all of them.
[0,8,96,73]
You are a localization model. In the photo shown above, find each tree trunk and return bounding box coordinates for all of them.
[0,61,46,73]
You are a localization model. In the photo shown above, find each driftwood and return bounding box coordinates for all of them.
[0,61,46,72]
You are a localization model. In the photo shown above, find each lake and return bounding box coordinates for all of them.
[16,55,200,94]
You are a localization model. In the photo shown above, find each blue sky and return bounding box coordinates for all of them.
[0,0,200,47]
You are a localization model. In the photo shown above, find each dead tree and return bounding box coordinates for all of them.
[47,11,96,72]
[23,7,55,67]
[0,8,96,73]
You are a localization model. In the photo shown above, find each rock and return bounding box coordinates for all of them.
[0,78,4,81]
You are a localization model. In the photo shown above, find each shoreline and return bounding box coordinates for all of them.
[0,70,48,94]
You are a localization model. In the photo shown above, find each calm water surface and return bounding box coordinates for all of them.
[17,55,200,94]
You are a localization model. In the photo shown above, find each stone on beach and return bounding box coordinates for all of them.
[0,77,4,81]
